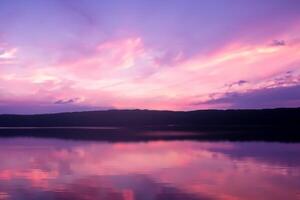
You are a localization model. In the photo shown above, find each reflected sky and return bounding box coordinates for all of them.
[0,138,299,200]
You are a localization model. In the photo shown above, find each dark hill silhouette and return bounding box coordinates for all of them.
[0,108,300,142]
[0,108,299,129]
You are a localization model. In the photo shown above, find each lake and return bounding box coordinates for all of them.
[0,136,299,200]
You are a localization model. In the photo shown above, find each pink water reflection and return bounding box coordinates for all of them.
[0,138,299,200]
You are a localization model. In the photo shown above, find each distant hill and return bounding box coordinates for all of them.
[0,108,299,130]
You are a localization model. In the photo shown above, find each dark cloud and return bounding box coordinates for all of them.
[205,84,300,109]
[54,98,79,104]
[226,80,248,89]
[263,71,300,89]
[270,39,286,46]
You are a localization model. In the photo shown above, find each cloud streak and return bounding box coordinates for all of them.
[0,0,300,113]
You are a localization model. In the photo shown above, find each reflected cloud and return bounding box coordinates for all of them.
[0,138,299,199]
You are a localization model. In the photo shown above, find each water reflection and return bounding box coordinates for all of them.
[0,137,299,200]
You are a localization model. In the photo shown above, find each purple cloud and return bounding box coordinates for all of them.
[54,98,79,104]
[271,40,286,47]
[205,84,300,109]
[226,80,248,89]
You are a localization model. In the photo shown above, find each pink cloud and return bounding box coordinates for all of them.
[1,25,300,113]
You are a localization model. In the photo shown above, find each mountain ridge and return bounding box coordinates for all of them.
[0,107,299,129]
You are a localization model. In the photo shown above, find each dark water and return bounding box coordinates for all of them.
[0,137,299,200]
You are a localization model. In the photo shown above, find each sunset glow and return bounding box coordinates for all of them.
[1,0,300,113]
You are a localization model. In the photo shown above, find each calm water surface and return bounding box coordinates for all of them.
[0,137,299,200]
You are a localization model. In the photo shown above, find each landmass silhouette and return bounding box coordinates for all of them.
[0,108,299,142]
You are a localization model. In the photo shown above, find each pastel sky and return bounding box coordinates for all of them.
[1,0,300,113]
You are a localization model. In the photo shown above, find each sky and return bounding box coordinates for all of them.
[0,0,300,114]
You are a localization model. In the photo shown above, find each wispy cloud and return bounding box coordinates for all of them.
[204,84,300,109]
[54,98,79,104]
[270,40,286,47]
[0,0,300,113]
